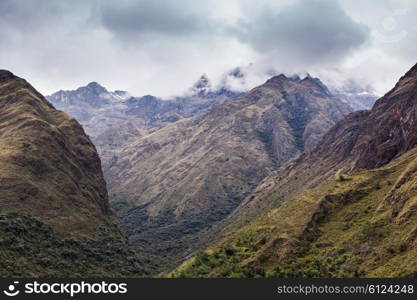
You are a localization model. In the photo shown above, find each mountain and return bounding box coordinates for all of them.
[220,66,378,110]
[191,74,211,96]
[46,82,132,138]
[330,81,378,110]
[47,76,242,140]
[171,63,417,278]
[47,76,243,173]
[0,70,144,277]
[104,74,351,273]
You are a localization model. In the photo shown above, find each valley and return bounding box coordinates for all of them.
[2,0,416,285]
[2,63,415,278]
[48,72,355,272]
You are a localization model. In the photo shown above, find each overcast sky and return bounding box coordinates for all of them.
[0,0,416,97]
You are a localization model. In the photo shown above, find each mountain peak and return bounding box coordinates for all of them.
[266,73,288,83]
[373,62,417,110]
[0,70,18,83]
[394,62,417,90]
[301,74,332,96]
[86,81,107,92]
[403,62,417,79]
[301,73,319,84]
[192,74,211,96]
[312,62,417,170]
[264,73,332,96]
[228,67,245,79]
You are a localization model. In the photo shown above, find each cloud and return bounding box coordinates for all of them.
[98,0,219,40]
[235,0,370,72]
[0,0,415,98]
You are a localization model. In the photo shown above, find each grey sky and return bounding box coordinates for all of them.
[0,0,416,97]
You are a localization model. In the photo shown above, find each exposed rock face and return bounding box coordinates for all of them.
[0,70,143,277]
[314,63,417,170]
[105,74,351,272]
[171,63,417,278]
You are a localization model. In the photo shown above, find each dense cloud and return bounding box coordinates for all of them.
[236,0,369,70]
[98,0,218,39]
[0,0,415,97]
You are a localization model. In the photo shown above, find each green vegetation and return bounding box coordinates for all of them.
[0,72,147,277]
[170,225,273,278]
[171,148,417,277]
[113,201,236,274]
[0,212,144,277]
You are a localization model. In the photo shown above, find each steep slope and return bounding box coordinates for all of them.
[94,121,146,171]
[0,70,143,277]
[314,63,417,170]
[172,148,417,277]
[106,74,351,272]
[172,63,417,278]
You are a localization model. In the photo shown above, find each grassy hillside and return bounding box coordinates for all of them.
[0,212,142,277]
[170,147,417,277]
[0,70,144,277]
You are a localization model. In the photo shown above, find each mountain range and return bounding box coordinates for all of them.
[47,75,243,140]
[171,63,417,278]
[45,71,379,273]
[1,63,413,278]
[46,71,377,140]
[51,72,352,272]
